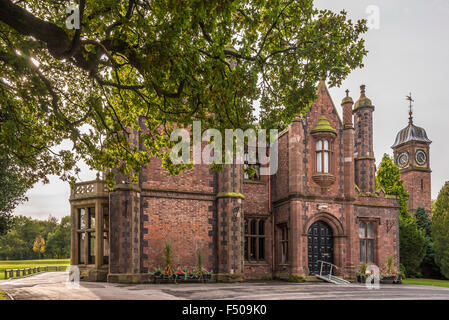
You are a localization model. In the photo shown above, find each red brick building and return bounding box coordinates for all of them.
[70,81,402,283]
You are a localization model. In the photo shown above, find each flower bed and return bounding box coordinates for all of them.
[152,266,213,284]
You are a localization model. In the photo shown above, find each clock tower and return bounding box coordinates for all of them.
[392,94,432,215]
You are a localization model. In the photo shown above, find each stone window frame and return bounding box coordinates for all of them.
[244,217,266,262]
[243,147,261,181]
[313,134,335,175]
[76,206,96,265]
[358,218,379,265]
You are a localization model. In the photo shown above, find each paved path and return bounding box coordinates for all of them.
[1,272,449,300]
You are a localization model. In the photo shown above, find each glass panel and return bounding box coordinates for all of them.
[258,238,265,260]
[244,237,248,260]
[250,237,256,260]
[103,206,109,230]
[367,240,374,263]
[324,152,329,173]
[324,140,329,150]
[88,232,95,264]
[316,140,322,151]
[244,219,248,235]
[244,163,249,180]
[250,219,257,235]
[359,222,366,238]
[103,231,109,265]
[367,222,374,238]
[78,232,85,264]
[259,220,265,235]
[88,207,95,229]
[78,208,86,229]
[254,164,261,181]
[360,239,366,263]
[316,152,322,172]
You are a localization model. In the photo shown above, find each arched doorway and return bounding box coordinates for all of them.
[308,221,334,275]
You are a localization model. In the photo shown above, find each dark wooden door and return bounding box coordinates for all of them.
[308,221,334,275]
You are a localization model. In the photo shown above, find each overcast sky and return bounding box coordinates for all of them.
[13,0,449,220]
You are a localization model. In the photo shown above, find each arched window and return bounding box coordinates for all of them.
[359,221,374,263]
[316,139,330,173]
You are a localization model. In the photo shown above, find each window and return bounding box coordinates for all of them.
[316,139,331,173]
[280,225,289,263]
[77,207,96,265]
[421,179,424,191]
[244,218,266,261]
[244,150,261,181]
[103,205,110,265]
[359,222,375,263]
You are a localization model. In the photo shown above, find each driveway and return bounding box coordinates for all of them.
[1,272,449,300]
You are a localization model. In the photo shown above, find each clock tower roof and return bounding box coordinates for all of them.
[392,122,431,148]
[392,94,431,148]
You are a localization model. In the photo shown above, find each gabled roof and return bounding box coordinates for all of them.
[315,80,343,126]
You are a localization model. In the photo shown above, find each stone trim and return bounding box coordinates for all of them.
[354,202,399,209]
[243,179,266,185]
[142,189,216,201]
[216,192,245,199]
[113,183,141,192]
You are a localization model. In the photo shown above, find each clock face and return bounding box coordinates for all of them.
[397,152,409,168]
[415,150,427,165]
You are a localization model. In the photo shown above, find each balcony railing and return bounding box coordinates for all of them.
[70,176,109,200]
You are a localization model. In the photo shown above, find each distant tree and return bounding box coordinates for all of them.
[432,181,449,279]
[376,154,427,277]
[0,156,30,235]
[46,216,70,259]
[32,235,46,258]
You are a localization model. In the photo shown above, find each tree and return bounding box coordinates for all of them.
[432,181,449,279]
[32,235,46,258]
[376,154,427,277]
[46,216,70,259]
[415,207,442,278]
[0,0,368,185]
[0,156,30,235]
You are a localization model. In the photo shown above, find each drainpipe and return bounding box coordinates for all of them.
[268,147,275,278]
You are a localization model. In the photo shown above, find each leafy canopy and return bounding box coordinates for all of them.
[0,0,368,184]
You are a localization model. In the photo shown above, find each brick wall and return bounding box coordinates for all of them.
[142,196,216,271]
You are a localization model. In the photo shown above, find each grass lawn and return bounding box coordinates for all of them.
[402,278,449,288]
[0,259,70,280]
[0,291,9,300]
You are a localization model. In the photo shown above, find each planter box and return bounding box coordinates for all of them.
[153,273,212,284]
[380,275,402,284]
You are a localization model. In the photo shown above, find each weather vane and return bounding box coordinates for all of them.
[406,92,414,124]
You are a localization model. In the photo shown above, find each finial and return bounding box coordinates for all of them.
[96,172,100,180]
[360,84,366,96]
[345,89,349,97]
[406,92,414,124]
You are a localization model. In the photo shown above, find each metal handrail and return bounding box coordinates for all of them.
[316,260,338,280]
